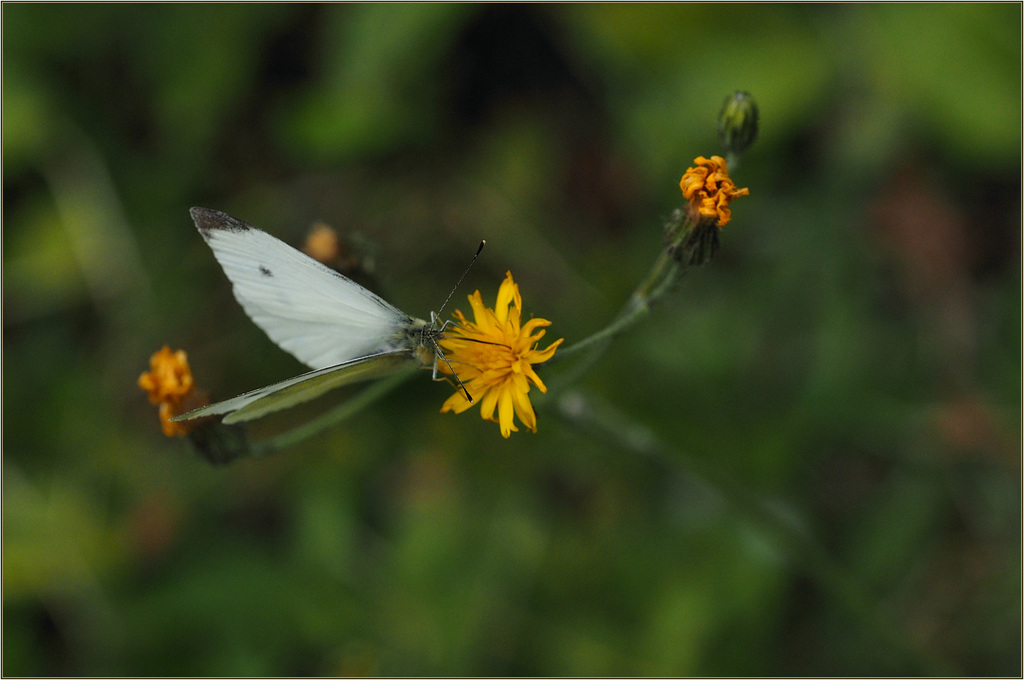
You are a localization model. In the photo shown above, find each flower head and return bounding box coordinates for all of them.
[138,346,204,437]
[303,222,342,264]
[680,155,749,226]
[439,271,563,438]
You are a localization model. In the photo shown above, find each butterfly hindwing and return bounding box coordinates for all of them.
[172,350,419,424]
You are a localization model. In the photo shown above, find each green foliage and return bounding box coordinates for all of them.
[3,4,1020,676]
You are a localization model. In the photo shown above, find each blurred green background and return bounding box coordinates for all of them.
[3,4,1020,676]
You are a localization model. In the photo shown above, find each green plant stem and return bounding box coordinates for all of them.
[549,249,682,365]
[248,368,417,457]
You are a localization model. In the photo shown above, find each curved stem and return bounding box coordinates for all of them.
[548,249,682,365]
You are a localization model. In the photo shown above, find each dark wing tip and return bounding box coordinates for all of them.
[190,206,251,235]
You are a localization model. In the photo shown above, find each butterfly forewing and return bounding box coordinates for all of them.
[191,207,419,370]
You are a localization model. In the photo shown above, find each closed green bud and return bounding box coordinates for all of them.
[718,91,759,157]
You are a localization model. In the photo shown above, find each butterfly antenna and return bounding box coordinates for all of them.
[431,339,474,403]
[436,240,485,316]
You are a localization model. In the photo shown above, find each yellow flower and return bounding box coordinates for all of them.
[138,346,203,437]
[439,271,563,438]
[679,155,749,226]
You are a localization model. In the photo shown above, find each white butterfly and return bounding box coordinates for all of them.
[173,207,475,425]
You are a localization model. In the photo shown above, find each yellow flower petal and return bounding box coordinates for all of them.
[511,381,537,432]
[479,383,501,423]
[497,387,518,438]
[440,390,475,415]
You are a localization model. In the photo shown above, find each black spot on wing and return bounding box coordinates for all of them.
[190,206,253,235]
[258,265,273,278]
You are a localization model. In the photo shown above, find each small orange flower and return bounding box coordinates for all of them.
[138,346,202,437]
[303,222,342,264]
[439,271,562,438]
[679,155,749,226]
